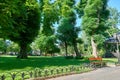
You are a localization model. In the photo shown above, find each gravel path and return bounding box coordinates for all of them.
[47,66,120,80]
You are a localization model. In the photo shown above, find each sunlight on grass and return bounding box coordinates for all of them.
[103,58,118,63]
[0,56,118,74]
[0,56,88,74]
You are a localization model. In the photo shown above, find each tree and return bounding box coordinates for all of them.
[57,18,72,56]
[0,0,21,38]
[82,0,109,57]
[0,38,6,54]
[76,0,88,18]
[7,41,20,54]
[57,0,81,57]
[34,31,60,56]
[106,7,120,37]
[70,26,81,57]
[42,0,59,36]
[4,0,41,59]
[33,0,60,56]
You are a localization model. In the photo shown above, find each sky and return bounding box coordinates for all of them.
[108,0,120,28]
[108,0,120,12]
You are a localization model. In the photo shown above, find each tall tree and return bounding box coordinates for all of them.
[82,0,109,57]
[42,0,59,36]
[57,0,81,57]
[33,0,60,56]
[76,0,88,18]
[57,18,72,56]
[5,0,41,59]
[0,0,20,38]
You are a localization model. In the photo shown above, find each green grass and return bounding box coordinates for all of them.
[0,55,89,74]
[0,55,118,74]
[103,58,118,63]
[0,55,118,80]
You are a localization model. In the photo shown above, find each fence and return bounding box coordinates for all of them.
[0,64,92,80]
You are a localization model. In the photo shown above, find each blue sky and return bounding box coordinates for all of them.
[108,0,120,12]
[108,0,120,28]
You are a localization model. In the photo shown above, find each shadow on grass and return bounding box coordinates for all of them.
[0,56,89,73]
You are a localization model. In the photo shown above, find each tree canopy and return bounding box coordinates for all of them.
[0,0,41,58]
[82,0,109,57]
[1,0,120,59]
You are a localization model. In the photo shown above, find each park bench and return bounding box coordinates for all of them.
[89,57,103,68]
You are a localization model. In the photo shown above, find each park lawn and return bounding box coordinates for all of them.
[0,55,89,74]
[103,58,118,63]
[0,55,118,74]
[0,55,118,80]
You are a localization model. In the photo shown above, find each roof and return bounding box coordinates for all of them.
[105,37,118,43]
[105,32,120,44]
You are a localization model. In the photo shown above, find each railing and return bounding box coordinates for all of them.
[0,64,92,80]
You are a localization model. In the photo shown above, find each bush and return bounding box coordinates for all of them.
[83,57,89,60]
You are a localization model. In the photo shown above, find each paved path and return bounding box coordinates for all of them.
[47,66,120,80]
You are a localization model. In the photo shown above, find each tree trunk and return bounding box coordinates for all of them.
[90,10,100,58]
[64,41,68,56]
[3,38,7,54]
[73,41,81,57]
[17,44,28,59]
[91,37,98,58]
[40,50,42,56]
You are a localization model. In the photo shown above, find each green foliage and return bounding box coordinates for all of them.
[33,0,61,55]
[57,18,73,56]
[35,32,60,55]
[42,0,60,35]
[0,0,20,38]
[80,0,109,57]
[57,0,82,57]
[57,18,73,43]
[105,7,120,37]
[7,0,41,58]
[0,38,6,52]
[1,0,119,59]
[60,17,81,44]
[94,34,106,56]
[76,0,88,18]
[43,0,59,23]
[108,7,120,26]
[0,0,41,58]
[7,41,19,53]
[82,0,109,36]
